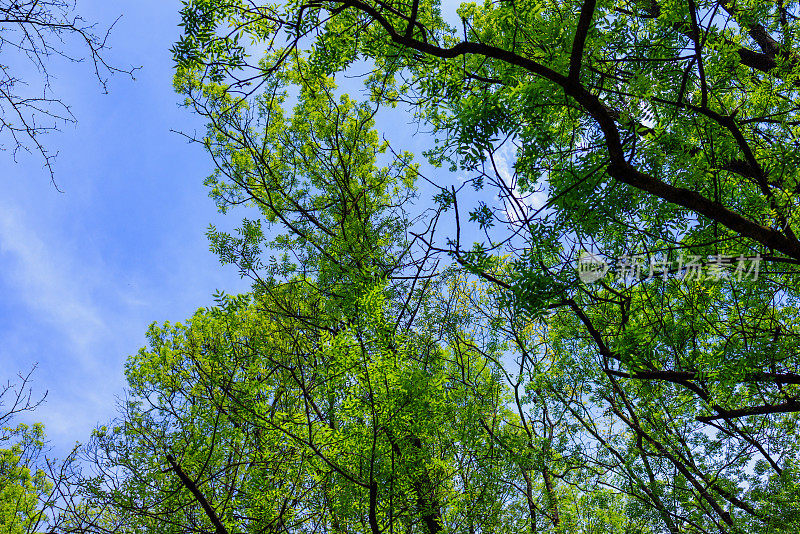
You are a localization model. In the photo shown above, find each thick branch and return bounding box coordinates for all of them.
[607,162,800,260]
[697,400,800,422]
[568,0,597,82]
[165,454,230,534]
[615,369,800,386]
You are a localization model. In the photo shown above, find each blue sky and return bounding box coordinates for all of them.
[0,0,251,455]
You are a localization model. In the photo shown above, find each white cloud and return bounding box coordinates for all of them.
[492,142,549,222]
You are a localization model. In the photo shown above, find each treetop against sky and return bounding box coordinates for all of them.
[3,0,800,532]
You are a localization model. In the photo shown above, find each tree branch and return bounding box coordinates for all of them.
[165,453,230,534]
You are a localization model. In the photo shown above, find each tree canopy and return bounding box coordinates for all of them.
[24,0,800,532]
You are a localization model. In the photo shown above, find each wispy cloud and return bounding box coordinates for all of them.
[0,203,108,360]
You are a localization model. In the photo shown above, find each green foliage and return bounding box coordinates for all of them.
[78,0,800,531]
[0,423,50,534]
